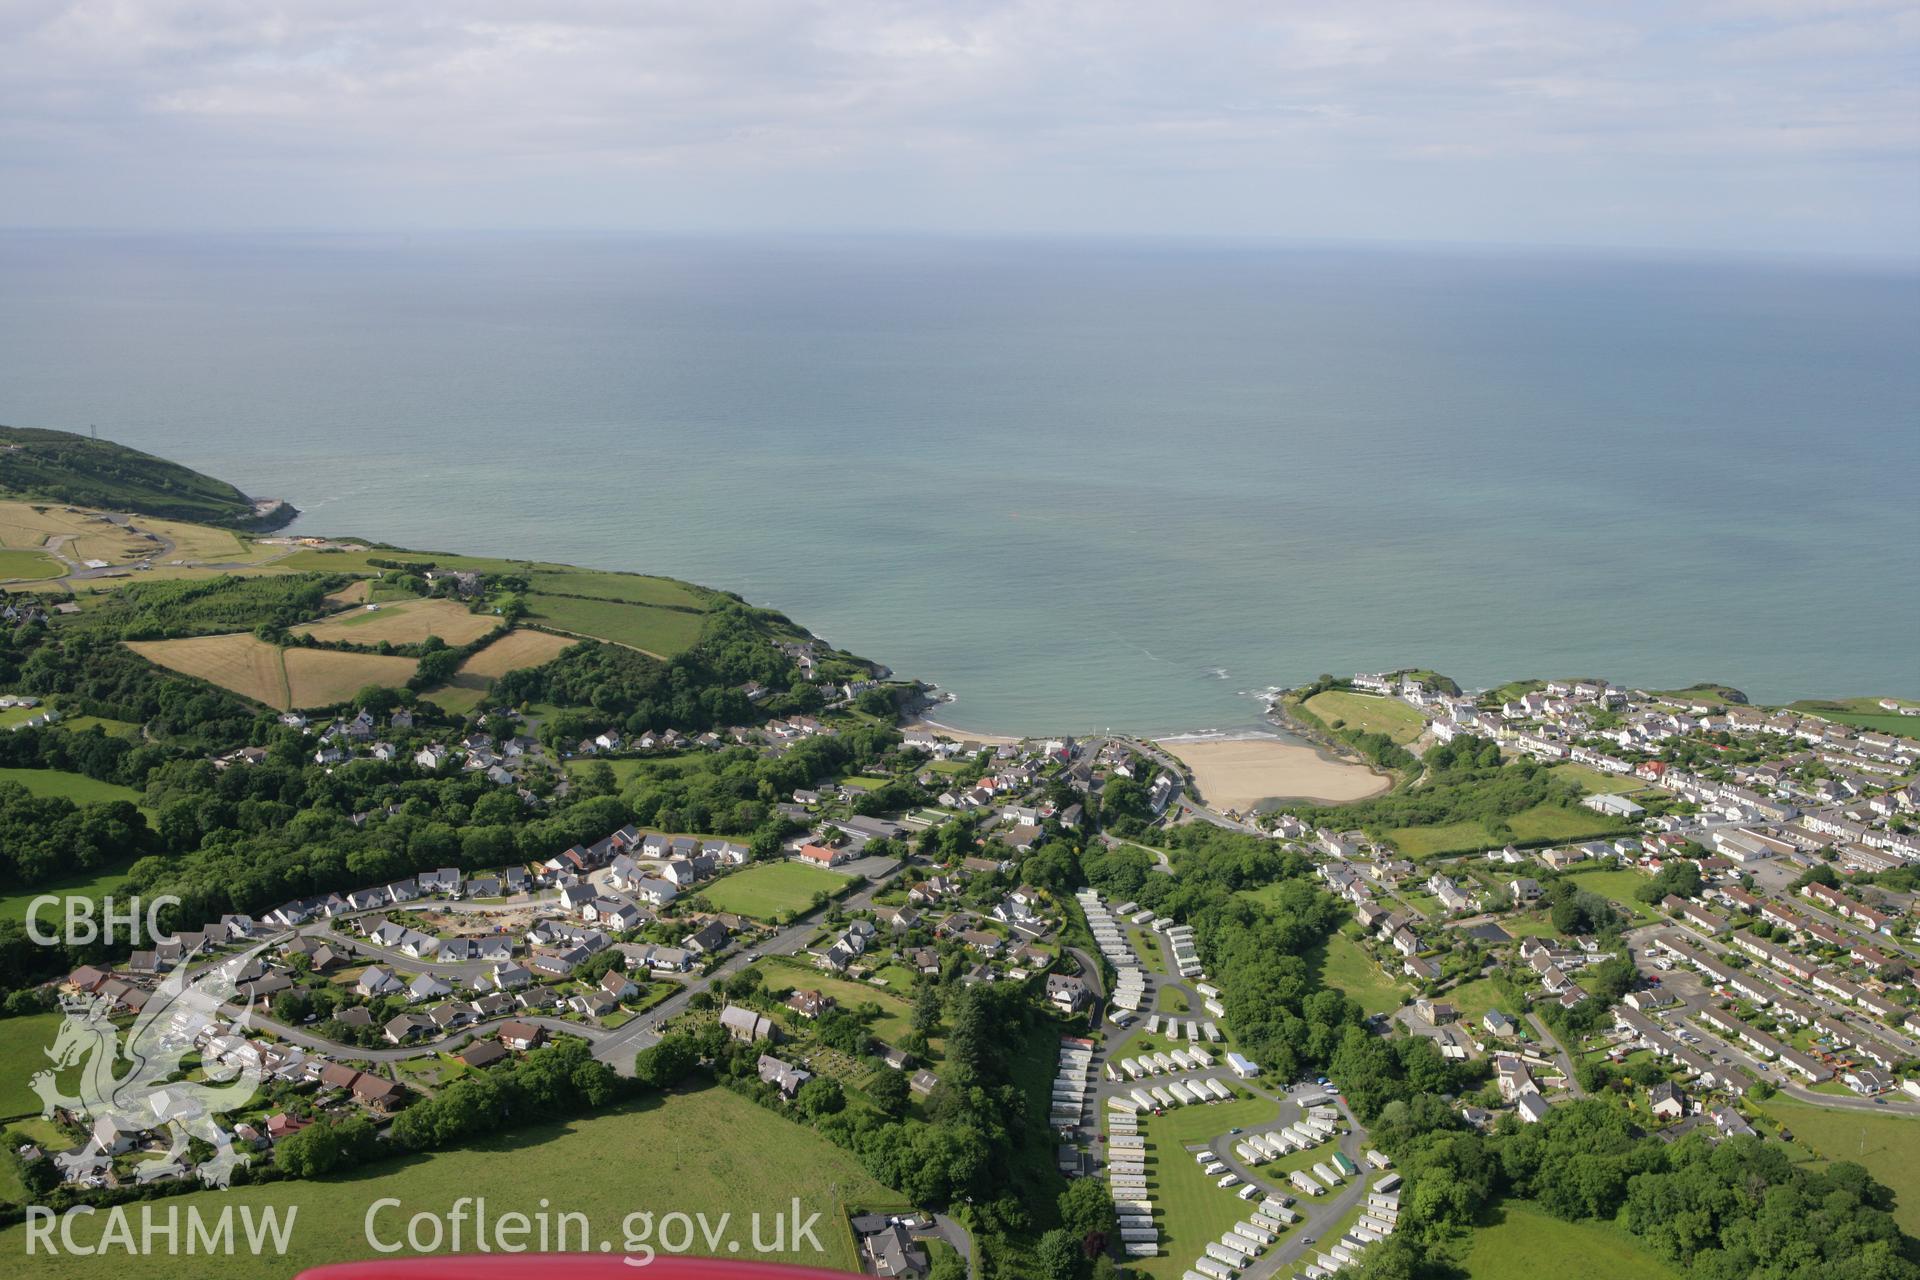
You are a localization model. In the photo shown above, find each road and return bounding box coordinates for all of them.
[187,857,914,1078]
[1524,1012,1588,1099]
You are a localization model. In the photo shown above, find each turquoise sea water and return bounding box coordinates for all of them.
[1,233,1915,735]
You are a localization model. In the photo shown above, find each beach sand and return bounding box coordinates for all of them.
[1158,735,1390,811]
[901,718,1026,748]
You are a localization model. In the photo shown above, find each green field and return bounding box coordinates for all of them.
[1308,932,1409,1015]
[1445,976,1521,1028]
[0,1085,905,1276]
[0,766,143,807]
[756,960,920,1043]
[525,570,712,611]
[0,548,61,581]
[527,593,708,658]
[0,1011,74,1119]
[702,861,850,920]
[1387,804,1630,858]
[1755,1096,1920,1233]
[1564,868,1661,925]
[564,757,666,787]
[1788,698,1920,738]
[1305,690,1426,744]
[58,715,143,738]
[1463,1201,1681,1279]
[1548,763,1648,796]
[0,858,136,927]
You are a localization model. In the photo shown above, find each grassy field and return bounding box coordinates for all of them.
[128,632,291,706]
[0,858,136,927]
[1305,690,1426,744]
[564,757,663,787]
[1788,698,1920,738]
[1564,867,1660,924]
[293,596,501,648]
[1445,976,1520,1027]
[0,1085,905,1276]
[527,593,708,658]
[1548,763,1648,796]
[59,714,143,737]
[0,1011,73,1119]
[1308,931,1409,1015]
[1462,1201,1680,1279]
[1387,804,1631,858]
[0,766,143,807]
[703,861,851,920]
[0,548,61,581]
[1755,1096,1920,1233]
[283,648,419,709]
[756,960,920,1042]
[526,570,712,611]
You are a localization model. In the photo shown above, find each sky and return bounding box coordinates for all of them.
[2,0,1916,254]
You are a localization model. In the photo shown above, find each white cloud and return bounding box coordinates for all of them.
[0,0,1914,251]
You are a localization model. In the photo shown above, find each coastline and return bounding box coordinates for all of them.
[1157,732,1391,811]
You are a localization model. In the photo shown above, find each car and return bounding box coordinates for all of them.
[1228,1127,1242,1135]
[743,952,760,962]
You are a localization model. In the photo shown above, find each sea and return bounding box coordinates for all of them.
[2,232,1915,737]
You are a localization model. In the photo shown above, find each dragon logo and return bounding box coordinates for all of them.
[33,943,273,1188]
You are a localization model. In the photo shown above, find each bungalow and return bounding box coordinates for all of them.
[795,842,851,868]
[459,1040,509,1069]
[599,969,640,1002]
[383,1013,434,1045]
[757,1054,813,1098]
[499,1020,546,1052]
[356,966,403,998]
[350,1075,404,1112]
[684,920,732,956]
[787,989,833,1019]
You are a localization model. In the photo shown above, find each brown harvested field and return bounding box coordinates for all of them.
[322,579,372,608]
[127,633,292,708]
[457,628,578,679]
[284,649,418,709]
[0,500,148,565]
[292,596,499,648]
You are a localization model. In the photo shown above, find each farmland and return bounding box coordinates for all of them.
[526,593,708,658]
[127,633,417,709]
[0,1085,905,1276]
[127,632,291,708]
[0,1011,74,1119]
[1788,698,1920,738]
[283,648,419,709]
[457,628,578,679]
[1387,804,1631,858]
[293,596,500,648]
[702,861,852,920]
[1304,690,1426,744]
[526,569,713,611]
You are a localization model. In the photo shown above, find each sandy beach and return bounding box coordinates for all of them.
[1158,735,1390,811]
[901,717,1027,748]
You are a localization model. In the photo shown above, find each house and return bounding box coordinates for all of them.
[787,990,833,1019]
[852,1215,929,1279]
[351,1074,405,1112]
[757,1054,813,1098]
[719,1004,776,1042]
[1648,1082,1686,1120]
[1507,877,1544,903]
[599,969,640,1002]
[406,973,453,1003]
[684,920,732,955]
[1415,998,1457,1025]
[459,1041,509,1069]
[499,1020,546,1052]
[1045,973,1091,1013]
[1482,1009,1517,1038]
[1515,1093,1551,1124]
[356,966,403,997]
[383,1014,433,1045]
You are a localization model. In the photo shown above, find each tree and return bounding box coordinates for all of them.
[868,1068,910,1117]
[1034,1228,1084,1280]
[1058,1176,1115,1240]
[632,1033,700,1089]
[794,1076,845,1119]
